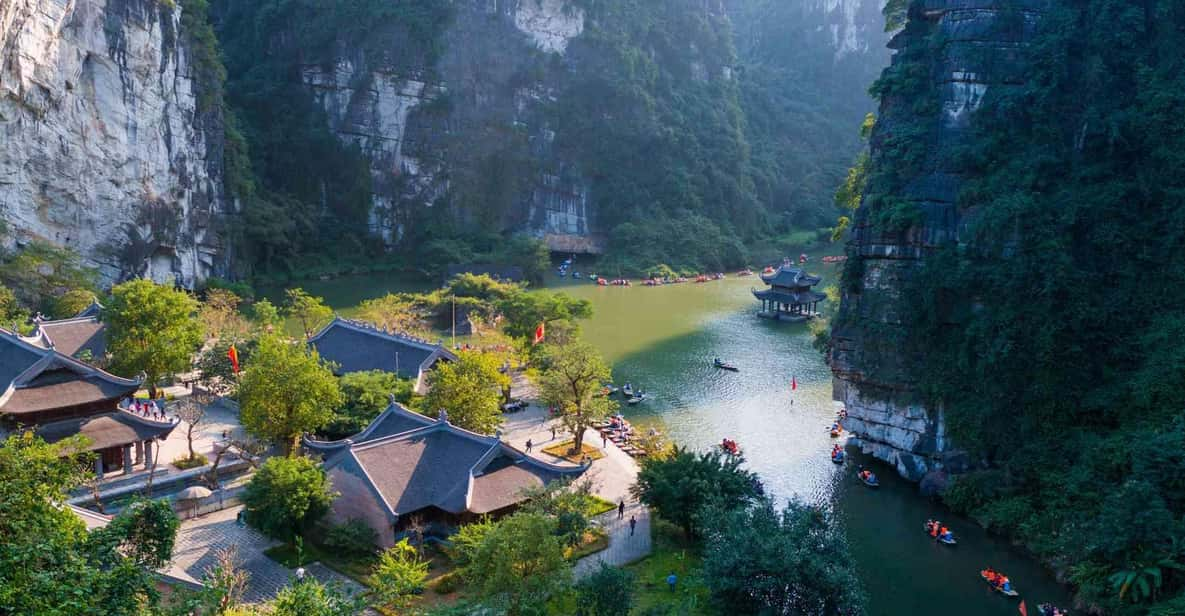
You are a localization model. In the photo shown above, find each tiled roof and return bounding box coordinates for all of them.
[36,411,176,451]
[309,317,456,379]
[35,317,107,358]
[760,265,822,289]
[752,288,827,305]
[0,331,140,415]
[314,404,585,518]
[303,403,434,454]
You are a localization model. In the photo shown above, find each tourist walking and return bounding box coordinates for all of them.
[602,433,608,448]
[551,426,557,440]
[618,500,625,519]
[629,515,637,536]
[667,572,678,592]
[526,439,533,452]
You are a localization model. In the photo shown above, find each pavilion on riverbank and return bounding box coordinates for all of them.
[752,264,826,322]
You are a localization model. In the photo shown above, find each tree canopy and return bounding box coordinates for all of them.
[461,512,571,616]
[422,351,509,434]
[238,334,343,452]
[538,340,616,453]
[632,446,764,539]
[284,288,334,339]
[241,455,337,541]
[106,279,204,398]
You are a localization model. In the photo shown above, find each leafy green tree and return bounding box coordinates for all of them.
[241,455,337,540]
[355,293,428,336]
[52,288,96,319]
[238,334,342,452]
[284,288,333,339]
[0,434,179,615]
[270,578,364,616]
[0,240,98,314]
[372,538,429,610]
[499,291,592,341]
[539,341,616,454]
[200,288,251,341]
[463,513,572,616]
[197,338,254,396]
[0,284,28,328]
[632,447,763,539]
[422,351,509,434]
[250,297,281,330]
[106,279,204,398]
[324,370,413,439]
[447,516,497,568]
[574,562,635,616]
[701,497,865,615]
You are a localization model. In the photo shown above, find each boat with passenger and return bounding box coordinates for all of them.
[857,467,879,488]
[980,568,1019,596]
[713,358,739,371]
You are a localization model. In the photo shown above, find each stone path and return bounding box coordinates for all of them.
[574,503,652,577]
[164,505,367,604]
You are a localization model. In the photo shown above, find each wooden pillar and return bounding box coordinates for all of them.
[123,445,134,474]
[144,440,154,470]
[94,456,104,478]
[134,440,144,465]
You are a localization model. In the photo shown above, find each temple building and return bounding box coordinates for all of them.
[304,402,587,548]
[752,264,826,322]
[309,317,457,393]
[26,299,108,362]
[0,329,176,476]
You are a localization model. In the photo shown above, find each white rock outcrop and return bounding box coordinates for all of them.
[0,0,226,287]
[514,0,584,54]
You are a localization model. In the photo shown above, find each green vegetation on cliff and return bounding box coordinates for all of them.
[856,1,1185,611]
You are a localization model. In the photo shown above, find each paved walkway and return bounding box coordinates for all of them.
[574,503,652,577]
[164,505,366,604]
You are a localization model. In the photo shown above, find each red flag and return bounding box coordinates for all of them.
[227,344,240,374]
[533,322,545,345]
[791,376,797,391]
[1018,601,1027,616]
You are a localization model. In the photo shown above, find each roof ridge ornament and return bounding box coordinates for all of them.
[437,409,449,423]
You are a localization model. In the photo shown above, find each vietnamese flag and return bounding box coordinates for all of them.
[227,344,240,374]
[533,322,545,345]
[1018,601,1027,616]
[791,376,797,391]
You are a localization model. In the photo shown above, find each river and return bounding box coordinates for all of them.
[271,266,1073,614]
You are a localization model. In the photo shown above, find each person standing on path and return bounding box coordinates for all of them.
[629,515,637,536]
[551,426,557,440]
[602,433,608,448]
[526,439,533,452]
[667,572,677,592]
[618,500,625,519]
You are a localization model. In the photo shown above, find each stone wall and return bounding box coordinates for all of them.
[831,0,1047,481]
[0,0,228,286]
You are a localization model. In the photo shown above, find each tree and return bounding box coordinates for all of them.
[463,513,571,616]
[372,538,429,610]
[284,288,333,339]
[356,293,428,336]
[422,351,509,434]
[270,578,364,616]
[574,562,635,616]
[200,288,251,341]
[520,479,599,548]
[250,297,281,331]
[53,288,96,319]
[539,341,616,454]
[197,339,253,396]
[325,370,413,440]
[241,455,337,540]
[238,334,342,452]
[701,498,866,615]
[174,396,209,462]
[499,291,592,341]
[0,433,179,614]
[0,284,28,329]
[0,240,98,314]
[106,279,204,398]
[202,547,250,615]
[631,447,763,539]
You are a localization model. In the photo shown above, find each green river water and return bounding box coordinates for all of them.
[267,266,1073,615]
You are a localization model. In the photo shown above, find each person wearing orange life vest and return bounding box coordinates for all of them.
[981,567,999,585]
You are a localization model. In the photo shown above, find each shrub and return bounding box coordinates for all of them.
[322,519,377,556]
[172,453,209,470]
[241,456,337,540]
[431,571,461,595]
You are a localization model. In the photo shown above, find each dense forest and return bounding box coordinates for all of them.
[844,0,1185,612]
[182,0,883,280]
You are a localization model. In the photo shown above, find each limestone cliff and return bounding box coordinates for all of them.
[0,0,228,286]
[831,0,1046,481]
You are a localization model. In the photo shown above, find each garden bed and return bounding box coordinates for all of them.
[541,439,606,463]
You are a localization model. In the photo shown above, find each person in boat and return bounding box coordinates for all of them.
[999,575,1012,593]
[929,521,940,537]
[940,528,954,542]
[982,567,999,586]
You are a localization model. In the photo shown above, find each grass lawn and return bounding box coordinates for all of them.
[585,494,617,517]
[625,518,713,615]
[541,439,606,463]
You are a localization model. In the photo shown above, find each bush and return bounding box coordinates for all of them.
[241,456,337,540]
[431,570,461,595]
[322,519,377,556]
[172,453,209,470]
[574,562,635,616]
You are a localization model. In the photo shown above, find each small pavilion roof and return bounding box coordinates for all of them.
[35,411,177,451]
[309,317,457,380]
[29,314,107,359]
[752,288,827,305]
[760,266,822,289]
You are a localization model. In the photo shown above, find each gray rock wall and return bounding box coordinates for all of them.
[831,0,1047,481]
[0,0,228,286]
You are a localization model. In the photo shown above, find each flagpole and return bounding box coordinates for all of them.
[451,295,456,349]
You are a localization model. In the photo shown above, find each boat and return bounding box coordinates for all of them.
[980,571,1019,596]
[857,472,879,488]
[736,269,753,277]
[924,522,957,545]
[713,359,739,371]
[622,384,634,397]
[830,428,843,438]
[627,393,647,405]
[938,535,957,545]
[831,451,845,464]
[602,385,620,395]
[720,438,741,456]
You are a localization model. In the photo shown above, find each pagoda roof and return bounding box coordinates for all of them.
[307,404,586,518]
[0,330,140,415]
[28,314,107,359]
[309,317,457,380]
[35,410,176,451]
[760,266,821,289]
[752,288,827,305]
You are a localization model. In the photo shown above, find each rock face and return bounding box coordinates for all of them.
[831,0,1046,481]
[0,0,228,286]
